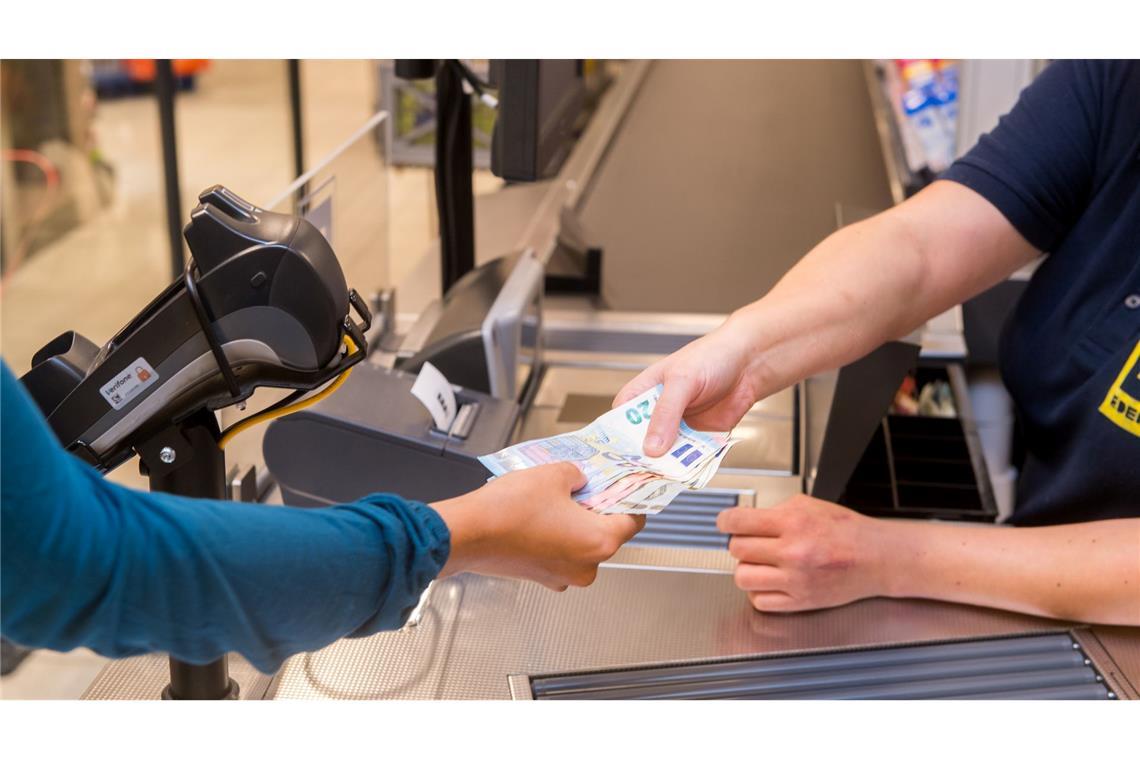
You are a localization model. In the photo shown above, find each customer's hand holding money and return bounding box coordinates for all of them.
[433,463,644,590]
[479,385,737,515]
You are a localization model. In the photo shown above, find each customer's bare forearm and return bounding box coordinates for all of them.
[727,182,1039,395]
[878,518,1140,625]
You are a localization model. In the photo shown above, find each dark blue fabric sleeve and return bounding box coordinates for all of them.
[0,360,450,673]
[941,60,1104,253]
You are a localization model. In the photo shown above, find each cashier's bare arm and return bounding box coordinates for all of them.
[615,181,1140,626]
[617,181,1039,447]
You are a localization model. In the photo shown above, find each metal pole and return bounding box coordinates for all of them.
[154,60,184,280]
[434,62,475,295]
[287,60,305,180]
[148,410,239,700]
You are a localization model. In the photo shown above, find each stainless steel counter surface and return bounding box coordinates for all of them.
[79,564,1136,700]
[264,565,1093,700]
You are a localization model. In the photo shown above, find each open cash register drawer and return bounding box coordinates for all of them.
[838,363,998,522]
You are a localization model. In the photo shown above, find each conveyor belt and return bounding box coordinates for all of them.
[582,60,893,314]
[527,633,1114,700]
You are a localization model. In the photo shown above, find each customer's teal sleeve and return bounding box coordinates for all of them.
[0,361,450,673]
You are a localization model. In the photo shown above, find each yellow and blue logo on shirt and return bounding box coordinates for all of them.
[1099,337,1140,437]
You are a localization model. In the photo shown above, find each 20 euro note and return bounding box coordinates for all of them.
[478,384,739,514]
[478,385,728,484]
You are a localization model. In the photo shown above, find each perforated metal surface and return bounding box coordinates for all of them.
[267,566,1069,700]
[605,544,734,573]
[82,653,271,700]
[267,580,466,699]
[1073,627,1140,700]
[1091,627,1140,690]
[524,633,1112,700]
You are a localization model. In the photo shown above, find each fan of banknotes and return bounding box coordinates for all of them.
[479,385,738,514]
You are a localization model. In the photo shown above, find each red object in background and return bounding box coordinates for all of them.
[123,60,210,83]
[895,59,936,84]
[891,373,920,416]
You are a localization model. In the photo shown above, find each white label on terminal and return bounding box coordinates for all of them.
[410,361,458,432]
[98,358,159,411]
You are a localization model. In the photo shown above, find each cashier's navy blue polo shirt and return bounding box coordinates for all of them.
[941,59,1139,526]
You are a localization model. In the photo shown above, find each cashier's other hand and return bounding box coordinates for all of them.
[432,463,645,591]
[613,323,761,457]
[717,496,886,612]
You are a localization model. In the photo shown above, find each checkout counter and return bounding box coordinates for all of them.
[79,60,1138,700]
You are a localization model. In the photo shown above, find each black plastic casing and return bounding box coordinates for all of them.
[23,186,354,470]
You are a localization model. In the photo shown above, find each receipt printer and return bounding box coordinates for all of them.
[263,361,519,505]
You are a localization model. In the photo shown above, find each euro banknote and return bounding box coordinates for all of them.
[478,385,737,514]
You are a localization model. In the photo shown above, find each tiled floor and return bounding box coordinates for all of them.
[0,59,498,699]
[0,649,109,700]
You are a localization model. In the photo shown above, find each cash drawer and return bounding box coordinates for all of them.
[839,363,998,522]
